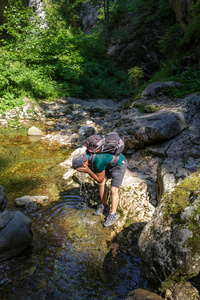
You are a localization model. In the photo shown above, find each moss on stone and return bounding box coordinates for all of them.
[162,172,200,220]
[161,172,200,259]
[186,225,200,257]
[124,215,135,227]
[186,206,200,257]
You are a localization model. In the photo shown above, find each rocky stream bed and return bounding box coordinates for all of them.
[1,81,200,299]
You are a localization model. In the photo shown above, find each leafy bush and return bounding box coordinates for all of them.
[129,0,173,27]
[0,0,33,40]
[150,59,200,98]
[128,67,145,89]
[0,91,23,115]
[158,23,185,58]
[0,0,131,114]
[183,2,200,47]
[152,0,200,99]
[168,67,200,97]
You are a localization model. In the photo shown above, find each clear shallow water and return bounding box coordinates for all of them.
[0,127,147,299]
[0,126,71,207]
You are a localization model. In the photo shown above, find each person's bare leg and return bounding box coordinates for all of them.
[103,186,119,226]
[98,178,108,205]
[110,186,119,214]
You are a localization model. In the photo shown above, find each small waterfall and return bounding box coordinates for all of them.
[29,0,46,21]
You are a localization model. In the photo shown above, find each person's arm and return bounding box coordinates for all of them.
[76,165,105,184]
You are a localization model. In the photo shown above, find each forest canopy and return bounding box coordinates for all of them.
[0,0,132,114]
[0,0,200,114]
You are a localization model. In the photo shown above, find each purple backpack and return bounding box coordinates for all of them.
[86,132,124,169]
[86,132,124,155]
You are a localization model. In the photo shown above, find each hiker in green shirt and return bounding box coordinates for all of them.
[72,152,127,227]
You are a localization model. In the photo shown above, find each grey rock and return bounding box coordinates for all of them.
[119,108,188,150]
[141,81,182,99]
[117,94,200,153]
[0,211,13,229]
[79,1,176,74]
[15,195,49,207]
[78,126,95,137]
[0,211,32,261]
[66,97,124,112]
[139,180,200,288]
[106,12,175,74]
[156,159,191,202]
[55,122,68,130]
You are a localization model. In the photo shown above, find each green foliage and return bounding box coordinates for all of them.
[0,91,23,115]
[0,0,131,114]
[131,102,146,113]
[7,117,21,128]
[0,0,33,40]
[108,0,130,27]
[183,2,200,47]
[151,59,200,98]
[128,67,144,89]
[158,23,184,58]
[153,1,200,99]
[96,0,173,34]
[168,67,200,97]
[129,0,173,30]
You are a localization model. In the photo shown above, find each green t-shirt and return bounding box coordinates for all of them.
[87,153,124,173]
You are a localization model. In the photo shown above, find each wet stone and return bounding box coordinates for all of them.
[0,211,13,229]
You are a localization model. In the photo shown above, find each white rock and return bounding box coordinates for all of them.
[28,126,44,136]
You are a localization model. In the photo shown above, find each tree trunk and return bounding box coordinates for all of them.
[106,0,109,35]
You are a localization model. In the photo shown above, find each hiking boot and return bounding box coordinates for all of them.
[104,213,119,227]
[103,205,110,217]
[93,204,110,216]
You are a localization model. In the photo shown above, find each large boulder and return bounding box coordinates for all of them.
[118,106,188,150]
[0,210,32,261]
[117,94,200,152]
[141,81,182,99]
[65,97,125,113]
[156,158,191,202]
[138,172,200,295]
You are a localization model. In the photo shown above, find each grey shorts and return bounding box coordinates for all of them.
[105,156,127,187]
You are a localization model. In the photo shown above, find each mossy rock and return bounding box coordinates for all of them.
[139,172,200,290]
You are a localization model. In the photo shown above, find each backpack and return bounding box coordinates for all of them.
[86,132,124,169]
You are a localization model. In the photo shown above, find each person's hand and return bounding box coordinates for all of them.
[76,165,89,173]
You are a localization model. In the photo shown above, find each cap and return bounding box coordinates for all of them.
[72,155,89,169]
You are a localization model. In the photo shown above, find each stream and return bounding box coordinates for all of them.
[0,125,147,299]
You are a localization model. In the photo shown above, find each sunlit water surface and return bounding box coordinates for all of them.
[0,127,147,299]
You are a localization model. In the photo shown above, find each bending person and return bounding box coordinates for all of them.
[72,152,127,227]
